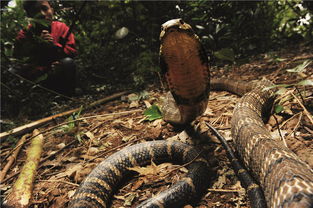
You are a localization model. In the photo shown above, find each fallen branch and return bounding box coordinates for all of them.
[207,188,244,193]
[0,134,30,183]
[0,110,141,184]
[0,91,130,141]
[1,139,78,184]
[3,129,44,208]
[291,92,313,125]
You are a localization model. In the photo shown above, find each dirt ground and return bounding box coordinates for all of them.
[1,44,312,208]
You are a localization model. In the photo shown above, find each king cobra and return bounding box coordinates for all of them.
[159,19,313,207]
[69,19,313,207]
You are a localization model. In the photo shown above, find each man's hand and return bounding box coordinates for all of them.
[41,30,53,43]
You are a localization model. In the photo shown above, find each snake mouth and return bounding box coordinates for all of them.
[160,27,195,42]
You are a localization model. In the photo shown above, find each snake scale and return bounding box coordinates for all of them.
[69,19,313,207]
[68,141,210,207]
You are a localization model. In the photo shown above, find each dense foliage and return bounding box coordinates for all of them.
[1,0,312,122]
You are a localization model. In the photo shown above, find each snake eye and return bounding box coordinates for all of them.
[179,19,184,25]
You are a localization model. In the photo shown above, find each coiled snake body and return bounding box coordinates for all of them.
[69,19,313,207]
[68,141,210,208]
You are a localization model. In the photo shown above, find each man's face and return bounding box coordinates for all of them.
[29,1,54,22]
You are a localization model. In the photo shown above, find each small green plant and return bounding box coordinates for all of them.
[57,106,83,141]
[286,60,312,73]
[265,52,286,63]
[265,60,313,114]
[265,60,313,92]
[213,48,235,63]
[144,105,162,121]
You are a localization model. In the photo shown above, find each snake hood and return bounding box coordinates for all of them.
[159,19,210,125]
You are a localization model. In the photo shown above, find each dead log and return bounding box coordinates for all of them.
[0,91,130,141]
[3,129,44,208]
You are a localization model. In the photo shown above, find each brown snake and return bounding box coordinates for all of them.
[69,19,313,208]
[160,19,313,207]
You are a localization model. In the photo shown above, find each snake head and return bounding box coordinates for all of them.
[160,18,194,41]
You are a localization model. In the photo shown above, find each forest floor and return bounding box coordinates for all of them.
[1,44,313,208]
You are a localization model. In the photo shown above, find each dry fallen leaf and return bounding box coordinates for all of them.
[66,164,84,178]
[131,179,144,191]
[203,107,214,116]
[124,193,136,206]
[143,100,151,108]
[129,161,159,176]
[84,131,95,140]
[67,190,76,198]
[87,147,99,156]
[122,135,136,143]
[270,129,288,140]
[56,143,66,149]
[129,101,140,108]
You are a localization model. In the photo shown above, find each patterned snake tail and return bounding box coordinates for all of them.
[68,141,211,208]
[160,19,210,125]
[226,78,313,208]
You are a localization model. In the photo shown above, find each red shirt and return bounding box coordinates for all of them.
[17,21,77,56]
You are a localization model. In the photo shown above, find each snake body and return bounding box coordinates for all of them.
[68,141,210,208]
[211,78,313,207]
[159,19,313,207]
[69,19,211,208]
[231,79,313,207]
[69,19,313,208]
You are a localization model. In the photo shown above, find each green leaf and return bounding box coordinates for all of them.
[263,84,290,91]
[296,79,313,86]
[75,133,82,143]
[34,73,48,83]
[274,105,284,114]
[4,47,13,57]
[274,58,286,62]
[286,60,312,73]
[143,105,162,121]
[275,87,288,95]
[213,48,235,62]
[139,91,149,100]
[59,106,83,133]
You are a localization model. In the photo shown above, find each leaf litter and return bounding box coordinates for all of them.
[1,46,312,207]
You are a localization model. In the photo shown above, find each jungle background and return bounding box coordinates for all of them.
[1,0,313,208]
[1,0,312,125]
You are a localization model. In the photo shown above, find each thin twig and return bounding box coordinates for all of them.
[207,188,244,193]
[8,69,79,102]
[1,110,143,184]
[279,112,302,129]
[41,140,78,165]
[162,150,204,177]
[18,109,143,147]
[287,112,303,139]
[273,115,288,147]
[1,140,77,184]
[0,91,131,140]
[0,134,30,182]
[87,137,144,163]
[3,134,31,161]
[295,86,306,105]
[304,126,313,135]
[37,179,79,187]
[157,72,166,91]
[291,92,313,125]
